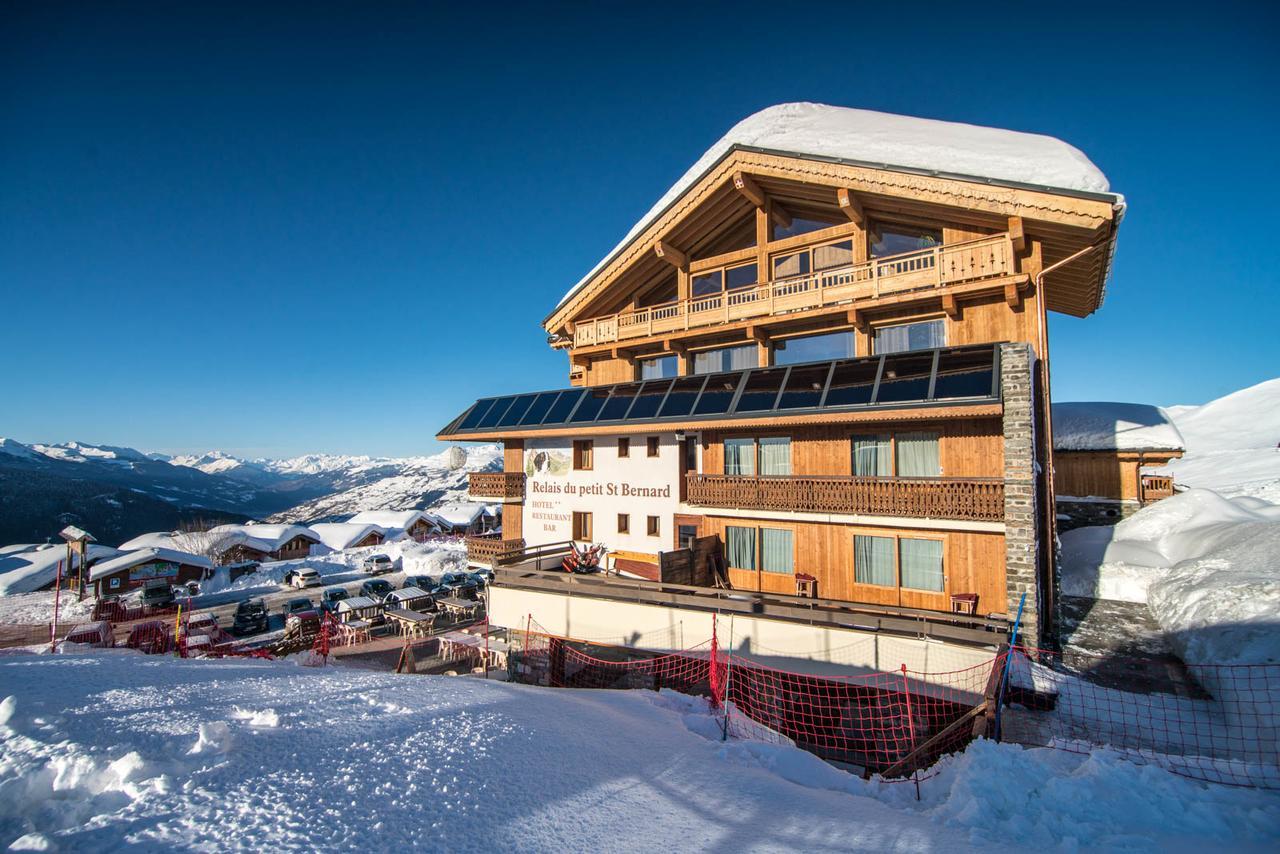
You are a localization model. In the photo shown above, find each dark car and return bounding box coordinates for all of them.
[232,599,268,636]
[360,579,393,599]
[469,568,494,584]
[125,621,173,655]
[140,580,175,609]
[282,597,314,619]
[403,575,434,590]
[319,587,349,615]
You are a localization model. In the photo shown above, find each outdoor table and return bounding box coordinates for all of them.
[384,608,436,638]
[437,596,480,620]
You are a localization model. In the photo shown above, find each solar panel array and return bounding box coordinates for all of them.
[440,344,1001,435]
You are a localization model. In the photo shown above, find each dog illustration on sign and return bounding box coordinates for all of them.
[526,448,569,477]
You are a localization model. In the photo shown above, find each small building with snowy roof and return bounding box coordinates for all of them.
[89,547,214,598]
[1052,402,1185,527]
[210,524,320,561]
[308,522,386,552]
[119,530,275,565]
[429,503,497,535]
[346,510,439,542]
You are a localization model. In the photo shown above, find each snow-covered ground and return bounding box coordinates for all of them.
[0,653,1275,852]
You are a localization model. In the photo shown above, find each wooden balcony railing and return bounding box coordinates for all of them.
[685,473,1005,522]
[1140,474,1175,504]
[466,535,527,565]
[574,233,1016,347]
[469,471,526,500]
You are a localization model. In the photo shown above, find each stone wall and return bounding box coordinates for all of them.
[1056,499,1141,533]
[1000,343,1042,648]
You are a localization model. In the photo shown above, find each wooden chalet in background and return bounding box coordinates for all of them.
[441,103,1127,650]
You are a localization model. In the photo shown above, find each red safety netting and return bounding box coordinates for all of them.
[999,648,1280,789]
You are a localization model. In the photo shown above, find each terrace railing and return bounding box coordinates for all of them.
[1139,473,1175,504]
[465,535,527,565]
[468,471,527,501]
[573,233,1016,347]
[686,473,1006,522]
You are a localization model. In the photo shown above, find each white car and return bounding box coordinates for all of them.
[285,568,321,589]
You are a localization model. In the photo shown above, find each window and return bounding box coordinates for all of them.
[647,516,660,537]
[646,436,660,457]
[724,436,790,476]
[772,237,855,281]
[617,513,629,534]
[760,528,794,574]
[854,535,895,586]
[693,344,757,374]
[677,524,698,548]
[870,223,941,258]
[899,538,944,591]
[851,432,939,477]
[572,511,593,541]
[573,440,594,470]
[873,319,945,354]
[639,354,678,380]
[773,330,854,366]
[771,214,842,241]
[691,263,757,300]
[617,437,630,457]
[725,525,756,570]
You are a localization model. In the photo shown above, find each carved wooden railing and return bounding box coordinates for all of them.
[466,535,527,564]
[573,233,1016,346]
[468,471,527,500]
[685,474,1006,522]
[1140,474,1175,504]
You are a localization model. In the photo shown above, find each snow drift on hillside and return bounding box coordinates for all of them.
[1159,378,1280,502]
[1,653,1275,851]
[1060,490,1280,664]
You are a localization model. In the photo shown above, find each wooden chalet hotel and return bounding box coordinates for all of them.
[441,104,1124,657]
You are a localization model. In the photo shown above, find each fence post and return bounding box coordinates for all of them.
[992,591,1027,742]
[49,559,63,653]
[900,663,921,800]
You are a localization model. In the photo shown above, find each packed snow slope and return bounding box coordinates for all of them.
[1160,378,1280,502]
[1,654,1276,852]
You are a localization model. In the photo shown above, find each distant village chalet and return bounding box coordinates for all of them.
[441,104,1126,651]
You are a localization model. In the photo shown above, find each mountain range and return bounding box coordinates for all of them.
[0,439,501,547]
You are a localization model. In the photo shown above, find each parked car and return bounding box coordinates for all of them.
[140,579,175,609]
[283,567,321,589]
[454,575,482,599]
[319,587,349,615]
[125,621,173,655]
[469,567,494,584]
[362,554,396,575]
[403,575,434,590]
[360,578,393,599]
[181,580,201,597]
[232,599,269,635]
[65,621,114,648]
[283,597,314,619]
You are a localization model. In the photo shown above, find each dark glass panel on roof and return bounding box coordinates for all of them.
[598,383,641,421]
[456,399,496,430]
[518,391,559,425]
[875,352,934,404]
[496,394,537,427]
[568,387,611,423]
[658,376,705,418]
[825,359,879,408]
[933,348,996,400]
[734,368,787,412]
[778,364,830,410]
[627,380,672,420]
[544,389,585,423]
[693,373,742,415]
[477,397,515,428]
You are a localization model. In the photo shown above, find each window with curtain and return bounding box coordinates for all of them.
[873,319,945,354]
[852,434,892,476]
[760,529,794,574]
[639,355,678,380]
[693,344,757,374]
[726,526,756,570]
[773,330,854,365]
[724,438,756,476]
[758,437,791,475]
[895,432,940,477]
[854,535,895,586]
[899,538,944,591]
[813,239,854,271]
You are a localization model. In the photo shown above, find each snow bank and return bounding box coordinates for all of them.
[1052,401,1184,452]
[559,102,1116,309]
[0,653,1274,850]
[0,547,78,597]
[1060,489,1280,664]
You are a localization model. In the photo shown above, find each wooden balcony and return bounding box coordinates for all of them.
[1139,474,1175,504]
[685,473,1005,522]
[573,234,1016,347]
[465,535,527,565]
[469,471,526,501]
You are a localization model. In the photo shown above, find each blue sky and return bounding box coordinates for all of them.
[2,1,1277,459]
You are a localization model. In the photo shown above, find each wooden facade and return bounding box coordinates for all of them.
[1054,449,1182,503]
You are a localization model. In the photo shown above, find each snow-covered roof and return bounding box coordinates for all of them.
[347,510,432,531]
[1052,402,1185,452]
[430,503,488,527]
[308,523,385,551]
[118,532,179,551]
[0,545,80,596]
[557,102,1119,311]
[210,524,319,550]
[89,547,214,581]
